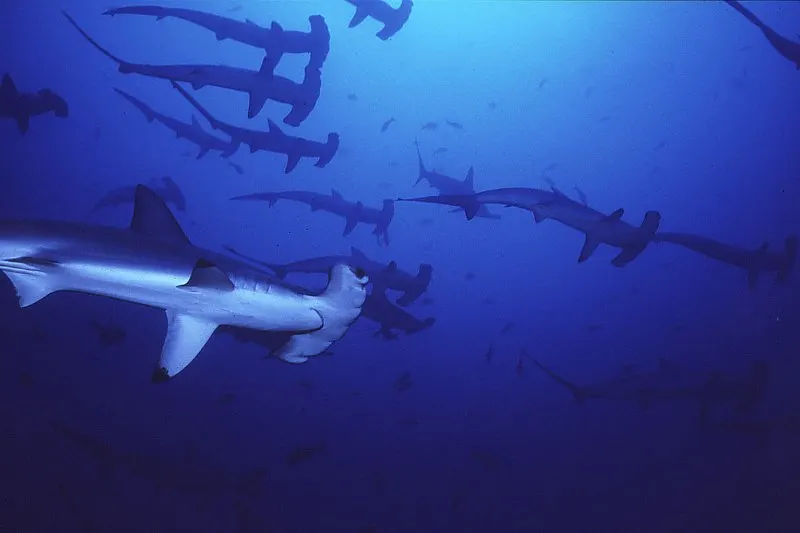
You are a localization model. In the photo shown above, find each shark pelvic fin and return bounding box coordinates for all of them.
[179,259,235,291]
[154,311,218,381]
[130,185,190,245]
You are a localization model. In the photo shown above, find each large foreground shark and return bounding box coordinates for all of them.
[344,0,413,40]
[63,11,320,124]
[654,231,797,287]
[0,185,369,381]
[400,187,661,266]
[114,88,238,159]
[724,0,800,70]
[104,6,330,70]
[0,74,68,134]
[172,81,337,173]
[232,189,395,246]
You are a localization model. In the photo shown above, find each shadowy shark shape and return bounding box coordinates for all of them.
[231,189,394,246]
[171,80,337,173]
[224,245,431,306]
[414,139,499,220]
[63,11,321,125]
[114,88,238,159]
[344,0,413,40]
[654,232,797,288]
[0,74,68,134]
[533,357,769,413]
[104,6,330,70]
[700,403,800,446]
[724,0,800,70]
[400,187,661,266]
[93,176,187,213]
[0,185,369,380]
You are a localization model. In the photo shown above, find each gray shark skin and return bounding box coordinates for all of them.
[414,139,499,220]
[724,1,800,70]
[93,176,187,212]
[114,88,238,159]
[63,12,320,125]
[231,190,394,246]
[171,81,337,173]
[0,185,369,381]
[533,358,769,413]
[224,245,431,306]
[400,187,661,266]
[654,232,797,288]
[344,0,413,40]
[0,74,68,134]
[104,6,330,70]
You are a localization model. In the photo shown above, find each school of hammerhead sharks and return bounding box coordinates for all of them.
[0,0,797,425]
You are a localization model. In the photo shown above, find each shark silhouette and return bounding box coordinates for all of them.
[93,176,187,213]
[104,6,330,70]
[171,80,337,173]
[114,88,238,159]
[400,187,661,266]
[343,0,413,40]
[654,232,796,287]
[724,0,800,70]
[231,190,395,246]
[0,74,68,134]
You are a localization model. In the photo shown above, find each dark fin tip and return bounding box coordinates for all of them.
[151,367,170,383]
[353,267,367,280]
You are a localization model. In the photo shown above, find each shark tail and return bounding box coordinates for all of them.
[776,235,797,284]
[0,74,29,133]
[395,263,433,307]
[724,1,768,31]
[273,265,369,363]
[62,11,129,69]
[531,359,588,404]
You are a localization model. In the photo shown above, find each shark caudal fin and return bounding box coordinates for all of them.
[531,359,588,404]
[776,235,797,284]
[273,265,369,363]
[395,263,432,307]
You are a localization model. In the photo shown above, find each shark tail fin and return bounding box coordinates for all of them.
[395,263,432,307]
[776,235,797,284]
[2,73,30,133]
[531,359,588,404]
[273,265,369,363]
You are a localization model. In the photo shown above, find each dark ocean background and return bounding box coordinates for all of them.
[2,1,800,532]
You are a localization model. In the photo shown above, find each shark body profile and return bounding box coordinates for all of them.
[400,187,661,266]
[724,0,800,69]
[0,74,68,134]
[343,0,413,40]
[0,186,369,381]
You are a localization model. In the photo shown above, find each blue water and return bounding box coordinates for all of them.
[2,1,800,532]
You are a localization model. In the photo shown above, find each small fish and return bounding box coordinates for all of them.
[394,372,412,393]
[653,140,666,151]
[484,345,493,363]
[542,162,558,173]
[500,321,515,334]
[445,120,463,130]
[584,86,594,98]
[227,4,242,12]
[538,78,548,89]
[228,161,244,175]
[488,101,497,110]
[433,147,448,155]
[598,115,611,123]
[464,272,476,281]
[347,93,358,101]
[421,121,438,131]
[380,117,395,133]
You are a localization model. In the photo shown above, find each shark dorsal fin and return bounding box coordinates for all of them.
[464,167,475,188]
[270,21,283,34]
[178,258,235,291]
[331,189,342,200]
[383,261,398,274]
[354,201,364,212]
[130,185,190,245]
[1,74,17,97]
[267,119,285,137]
[350,247,365,258]
[605,208,624,222]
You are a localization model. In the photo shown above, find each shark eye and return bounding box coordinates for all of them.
[353,267,366,280]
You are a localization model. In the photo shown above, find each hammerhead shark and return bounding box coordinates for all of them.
[654,232,797,287]
[414,139,499,220]
[344,0,413,40]
[400,187,661,266]
[231,190,395,246]
[114,88,238,159]
[0,185,369,381]
[171,81,337,173]
[224,245,431,306]
[93,176,187,213]
[63,11,321,125]
[724,0,800,70]
[104,6,330,70]
[0,74,68,134]
[533,357,769,413]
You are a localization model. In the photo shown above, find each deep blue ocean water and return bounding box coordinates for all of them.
[1,1,799,532]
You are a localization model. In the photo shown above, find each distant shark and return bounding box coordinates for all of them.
[171,80,337,173]
[231,189,395,246]
[400,187,661,266]
[724,0,800,70]
[0,185,369,381]
[344,0,413,40]
[533,357,769,413]
[224,245,431,306]
[114,88,238,159]
[414,139,499,220]
[0,74,68,134]
[104,6,330,70]
[93,176,187,212]
[63,11,321,125]
[654,232,797,287]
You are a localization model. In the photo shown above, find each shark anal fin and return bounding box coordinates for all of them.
[578,236,600,263]
[179,259,235,291]
[130,185,190,245]
[155,311,218,381]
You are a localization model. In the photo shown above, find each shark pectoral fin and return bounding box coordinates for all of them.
[247,89,270,119]
[1,270,56,307]
[343,217,358,236]
[129,185,190,245]
[196,147,210,159]
[178,259,235,291]
[284,152,301,174]
[531,207,547,223]
[348,6,369,27]
[154,311,218,381]
[578,236,600,263]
